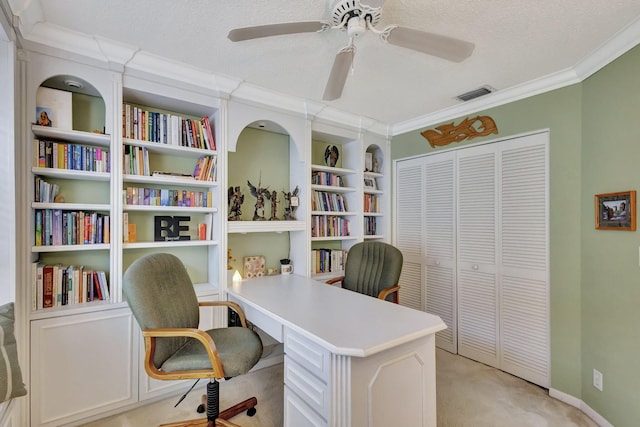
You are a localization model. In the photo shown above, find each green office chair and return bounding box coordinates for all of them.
[123,253,263,427]
[327,241,403,303]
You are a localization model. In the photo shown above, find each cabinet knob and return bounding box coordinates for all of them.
[436,260,440,266]
[472,264,479,270]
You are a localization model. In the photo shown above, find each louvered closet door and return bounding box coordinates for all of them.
[499,133,549,387]
[423,152,457,353]
[395,157,425,311]
[456,144,499,367]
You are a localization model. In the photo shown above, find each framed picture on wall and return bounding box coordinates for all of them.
[595,190,636,231]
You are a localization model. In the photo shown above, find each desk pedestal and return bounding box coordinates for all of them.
[283,327,436,427]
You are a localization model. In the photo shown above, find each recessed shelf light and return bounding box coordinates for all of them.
[64,79,84,89]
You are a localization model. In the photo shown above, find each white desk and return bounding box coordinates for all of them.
[227,274,446,427]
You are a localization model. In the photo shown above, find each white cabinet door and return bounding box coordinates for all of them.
[498,134,549,387]
[30,308,136,427]
[396,153,457,353]
[456,143,499,367]
[423,152,457,353]
[395,157,424,311]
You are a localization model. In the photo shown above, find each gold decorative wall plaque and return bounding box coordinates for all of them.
[421,115,498,148]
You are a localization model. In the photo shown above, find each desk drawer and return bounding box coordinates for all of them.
[285,357,329,420]
[285,328,330,382]
[228,295,283,342]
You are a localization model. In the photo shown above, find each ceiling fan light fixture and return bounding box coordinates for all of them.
[347,16,366,38]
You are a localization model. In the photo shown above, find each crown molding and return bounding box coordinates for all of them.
[392,15,640,136]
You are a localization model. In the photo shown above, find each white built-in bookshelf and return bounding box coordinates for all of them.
[20,51,390,427]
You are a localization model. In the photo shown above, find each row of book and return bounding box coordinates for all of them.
[123,103,216,150]
[34,176,59,203]
[365,216,378,236]
[311,248,347,274]
[124,187,213,208]
[123,145,150,176]
[312,171,345,187]
[31,262,110,310]
[35,209,110,246]
[34,139,110,173]
[192,155,217,181]
[364,193,379,213]
[311,215,351,238]
[312,191,348,212]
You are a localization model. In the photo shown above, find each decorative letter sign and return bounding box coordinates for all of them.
[154,216,191,241]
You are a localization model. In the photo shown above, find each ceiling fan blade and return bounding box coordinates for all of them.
[384,26,475,62]
[228,21,330,42]
[323,47,355,101]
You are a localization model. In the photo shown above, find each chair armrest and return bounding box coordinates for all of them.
[326,276,345,285]
[377,285,400,304]
[142,327,225,378]
[199,300,249,328]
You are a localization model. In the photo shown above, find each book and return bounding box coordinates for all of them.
[42,265,54,308]
[123,212,129,242]
[36,87,72,130]
[128,223,137,243]
[98,271,110,300]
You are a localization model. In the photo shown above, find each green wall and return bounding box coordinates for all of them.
[392,45,640,424]
[580,45,640,427]
[227,127,292,273]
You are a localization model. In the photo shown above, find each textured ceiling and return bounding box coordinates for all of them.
[11,0,640,128]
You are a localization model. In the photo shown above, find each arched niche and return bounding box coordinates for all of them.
[365,143,384,174]
[27,53,114,134]
[228,119,300,222]
[227,101,307,163]
[37,75,106,133]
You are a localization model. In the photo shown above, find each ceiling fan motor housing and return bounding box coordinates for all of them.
[332,0,382,37]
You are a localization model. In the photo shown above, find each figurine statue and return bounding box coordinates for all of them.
[247,178,270,221]
[227,186,244,221]
[268,190,279,221]
[282,185,300,221]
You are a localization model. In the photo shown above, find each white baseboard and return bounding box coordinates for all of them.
[549,388,614,427]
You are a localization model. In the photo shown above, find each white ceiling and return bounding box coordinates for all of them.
[7,0,640,131]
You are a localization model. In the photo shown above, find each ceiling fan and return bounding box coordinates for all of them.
[227,0,475,101]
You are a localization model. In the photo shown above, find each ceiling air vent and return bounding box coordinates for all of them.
[456,85,494,102]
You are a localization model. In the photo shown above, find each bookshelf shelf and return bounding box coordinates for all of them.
[123,174,217,187]
[227,220,305,234]
[32,125,111,147]
[32,243,111,253]
[310,236,358,242]
[122,240,219,249]
[311,184,357,193]
[31,167,110,181]
[364,188,383,195]
[364,234,384,240]
[311,164,357,175]
[311,211,357,216]
[29,300,126,321]
[32,202,111,211]
[124,137,216,157]
[123,205,218,213]
[363,212,383,217]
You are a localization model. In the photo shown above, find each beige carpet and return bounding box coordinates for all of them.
[435,349,597,427]
[84,349,597,426]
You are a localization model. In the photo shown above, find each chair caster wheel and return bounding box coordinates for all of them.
[196,404,205,414]
[247,407,257,417]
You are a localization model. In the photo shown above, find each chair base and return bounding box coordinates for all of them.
[159,396,257,427]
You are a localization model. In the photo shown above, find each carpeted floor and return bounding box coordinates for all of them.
[83,349,598,426]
